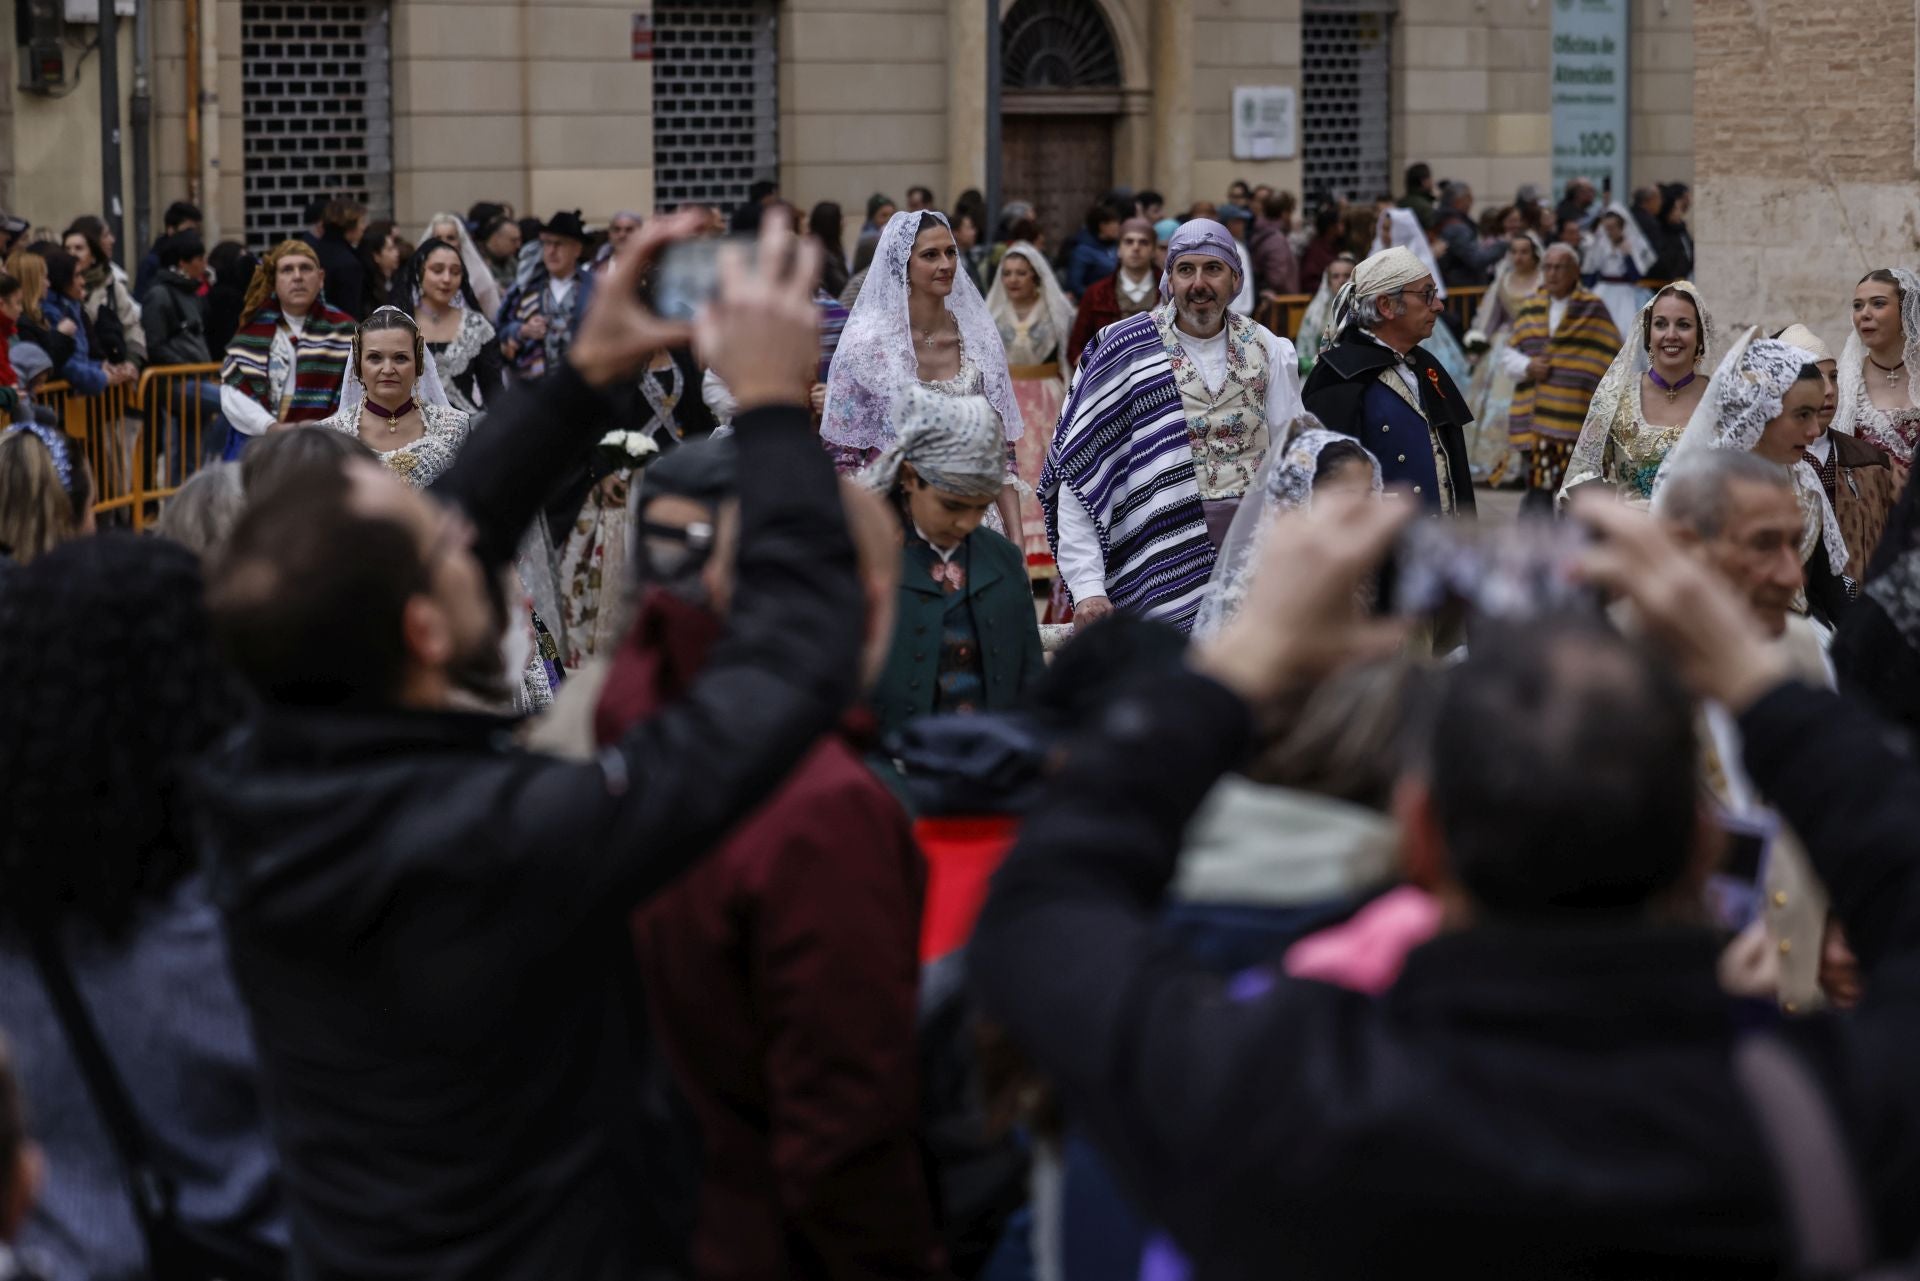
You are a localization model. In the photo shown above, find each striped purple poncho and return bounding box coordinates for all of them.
[1040,307,1214,631]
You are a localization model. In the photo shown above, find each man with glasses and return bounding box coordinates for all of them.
[1043,218,1305,633]
[498,209,595,383]
[1302,244,1478,513]
[1499,241,1622,509]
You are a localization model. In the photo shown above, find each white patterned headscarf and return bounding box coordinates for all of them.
[986,241,1075,359]
[862,384,1006,500]
[822,210,1021,453]
[1197,415,1383,636]
[1654,327,1847,575]
[1330,243,1432,339]
[1832,267,1920,439]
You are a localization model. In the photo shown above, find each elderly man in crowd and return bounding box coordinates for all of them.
[1654,448,1848,1014]
[498,210,594,383]
[1043,218,1304,632]
[1302,244,1475,513]
[1501,242,1622,508]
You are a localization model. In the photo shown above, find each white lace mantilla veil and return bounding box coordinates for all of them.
[985,240,1075,359]
[1373,207,1448,300]
[1196,415,1383,637]
[337,307,456,419]
[1832,266,1920,438]
[1583,201,1659,277]
[1559,280,1716,506]
[1652,327,1848,576]
[421,212,503,319]
[821,209,1022,453]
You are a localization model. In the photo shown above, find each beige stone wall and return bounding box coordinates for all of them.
[1629,0,1691,190]
[779,0,947,231]
[1395,0,1551,208]
[1189,0,1301,210]
[1693,0,1915,351]
[393,0,652,228]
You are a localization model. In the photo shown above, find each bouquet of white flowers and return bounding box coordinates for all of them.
[596,428,662,474]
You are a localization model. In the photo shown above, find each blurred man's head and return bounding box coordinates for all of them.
[1400,619,1703,923]
[210,459,502,710]
[1655,450,1805,639]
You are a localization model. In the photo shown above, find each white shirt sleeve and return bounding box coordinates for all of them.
[1054,487,1107,602]
[221,383,277,437]
[1261,329,1304,431]
[1500,343,1533,382]
[701,368,737,429]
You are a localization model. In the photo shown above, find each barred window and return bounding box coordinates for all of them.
[1302,3,1394,208]
[652,0,778,213]
[240,0,393,250]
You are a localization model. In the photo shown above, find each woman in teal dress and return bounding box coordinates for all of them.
[864,382,1045,739]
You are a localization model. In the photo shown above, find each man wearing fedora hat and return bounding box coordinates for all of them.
[499,210,596,383]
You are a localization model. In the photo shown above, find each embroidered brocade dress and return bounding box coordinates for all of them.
[316,401,562,710]
[1852,399,1920,481]
[1463,272,1539,485]
[997,305,1067,570]
[1580,379,1687,507]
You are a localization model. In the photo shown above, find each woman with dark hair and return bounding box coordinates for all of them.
[400,237,505,415]
[477,214,522,300]
[63,218,144,366]
[808,201,850,298]
[354,218,402,316]
[0,422,93,564]
[1659,183,1694,279]
[0,534,285,1280]
[37,249,136,393]
[1834,267,1920,471]
[204,241,256,356]
[312,305,469,484]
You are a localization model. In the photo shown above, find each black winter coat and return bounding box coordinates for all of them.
[970,672,1920,1279]
[192,367,864,1280]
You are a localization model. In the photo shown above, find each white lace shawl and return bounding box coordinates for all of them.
[821,210,1021,452]
[1653,328,1847,574]
[1560,281,1715,505]
[1832,267,1920,439]
[1196,418,1382,637]
[985,241,1076,366]
[1581,202,1658,278]
[421,212,504,320]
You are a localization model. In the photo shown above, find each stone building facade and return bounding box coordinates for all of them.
[0,0,1693,260]
[1693,0,1918,355]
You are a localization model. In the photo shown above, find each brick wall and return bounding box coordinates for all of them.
[1694,0,1920,352]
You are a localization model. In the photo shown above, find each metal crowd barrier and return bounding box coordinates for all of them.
[39,361,225,532]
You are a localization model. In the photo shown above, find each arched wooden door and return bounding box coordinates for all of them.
[999,0,1123,256]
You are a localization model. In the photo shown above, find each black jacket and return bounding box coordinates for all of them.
[314,230,367,320]
[141,269,212,366]
[193,366,863,1280]
[1302,329,1477,515]
[969,672,1920,1279]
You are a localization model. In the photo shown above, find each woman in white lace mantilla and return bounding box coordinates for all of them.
[1560,281,1714,508]
[821,209,1026,545]
[1833,267,1920,474]
[315,307,560,711]
[1197,413,1383,637]
[986,240,1076,571]
[1582,203,1659,339]
[1463,231,1544,486]
[1653,327,1850,594]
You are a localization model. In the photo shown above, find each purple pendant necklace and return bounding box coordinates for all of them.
[1647,369,1697,404]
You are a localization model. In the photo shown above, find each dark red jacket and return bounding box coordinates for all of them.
[1068,271,1158,368]
[608,591,947,1281]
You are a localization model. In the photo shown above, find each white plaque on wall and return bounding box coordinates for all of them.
[1232,86,1297,162]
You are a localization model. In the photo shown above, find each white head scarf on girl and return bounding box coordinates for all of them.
[822,210,1021,454]
[985,241,1075,361]
[420,212,503,320]
[1832,267,1920,442]
[1560,281,1716,505]
[861,384,1007,500]
[1653,327,1847,575]
[1196,415,1383,637]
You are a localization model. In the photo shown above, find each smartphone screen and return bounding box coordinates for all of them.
[646,236,759,321]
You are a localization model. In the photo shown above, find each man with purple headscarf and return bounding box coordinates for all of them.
[1041,218,1304,633]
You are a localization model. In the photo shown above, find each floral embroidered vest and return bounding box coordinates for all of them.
[1154,307,1271,500]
